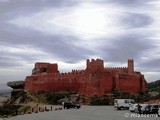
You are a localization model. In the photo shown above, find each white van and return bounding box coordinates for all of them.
[114,99,135,110]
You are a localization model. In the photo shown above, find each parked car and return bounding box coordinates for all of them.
[134,104,147,113]
[141,104,151,114]
[114,99,135,110]
[63,101,81,109]
[136,104,159,114]
[129,103,138,112]
[150,104,159,114]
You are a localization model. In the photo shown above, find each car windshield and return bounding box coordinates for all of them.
[152,105,159,108]
[141,105,148,109]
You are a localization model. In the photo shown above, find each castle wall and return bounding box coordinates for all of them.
[24,59,147,97]
[117,74,141,93]
[25,72,88,95]
[25,76,38,92]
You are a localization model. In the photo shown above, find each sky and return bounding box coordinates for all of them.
[0,0,160,84]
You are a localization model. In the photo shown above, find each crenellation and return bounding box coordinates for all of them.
[106,67,128,70]
[91,59,94,62]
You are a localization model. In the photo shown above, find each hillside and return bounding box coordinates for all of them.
[148,79,160,93]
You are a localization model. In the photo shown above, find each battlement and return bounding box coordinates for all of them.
[35,69,86,77]
[87,58,103,63]
[105,67,128,73]
[106,67,128,70]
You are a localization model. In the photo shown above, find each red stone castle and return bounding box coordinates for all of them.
[25,59,147,97]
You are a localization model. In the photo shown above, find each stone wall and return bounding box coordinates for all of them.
[24,59,147,97]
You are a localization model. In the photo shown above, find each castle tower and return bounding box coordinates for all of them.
[128,59,134,73]
[32,62,58,75]
[86,59,104,72]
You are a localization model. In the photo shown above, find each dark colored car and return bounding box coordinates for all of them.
[150,104,159,114]
[63,101,81,109]
[141,104,159,114]
[141,104,151,114]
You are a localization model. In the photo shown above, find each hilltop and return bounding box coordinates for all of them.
[147,79,160,100]
[148,79,160,93]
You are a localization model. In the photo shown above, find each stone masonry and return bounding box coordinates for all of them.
[24,59,147,97]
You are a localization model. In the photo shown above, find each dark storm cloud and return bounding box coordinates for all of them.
[113,0,146,6]
[0,61,21,68]
[0,0,79,13]
[0,0,82,36]
[0,0,94,64]
[102,0,150,7]
[38,41,94,63]
[0,55,23,68]
[0,0,159,82]
[0,0,81,34]
[0,26,94,65]
[119,13,153,28]
[139,59,160,72]
[100,34,155,63]
[0,44,37,68]
[0,0,83,25]
[28,35,94,63]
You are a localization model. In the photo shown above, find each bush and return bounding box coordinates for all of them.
[113,89,122,98]
[90,96,110,105]
[18,105,31,114]
[121,92,136,100]
[46,92,70,104]
[0,102,21,116]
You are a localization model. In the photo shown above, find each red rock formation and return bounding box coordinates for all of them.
[24,59,147,97]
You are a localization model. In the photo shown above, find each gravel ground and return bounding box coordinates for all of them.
[4,106,159,120]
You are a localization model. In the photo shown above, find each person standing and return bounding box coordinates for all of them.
[137,104,142,114]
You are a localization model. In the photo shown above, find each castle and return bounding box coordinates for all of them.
[25,59,147,97]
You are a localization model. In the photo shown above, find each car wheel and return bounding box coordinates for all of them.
[117,107,120,110]
[120,106,124,110]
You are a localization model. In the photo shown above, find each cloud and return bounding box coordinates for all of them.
[0,0,9,2]
[8,2,124,39]
[106,0,150,7]
[119,13,153,28]
[139,59,160,72]
[0,0,160,83]
[98,34,154,62]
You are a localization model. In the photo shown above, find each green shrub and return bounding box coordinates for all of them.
[90,96,110,105]
[18,105,31,114]
[0,102,21,116]
[46,92,70,104]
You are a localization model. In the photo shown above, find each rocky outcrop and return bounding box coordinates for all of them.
[7,81,24,89]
